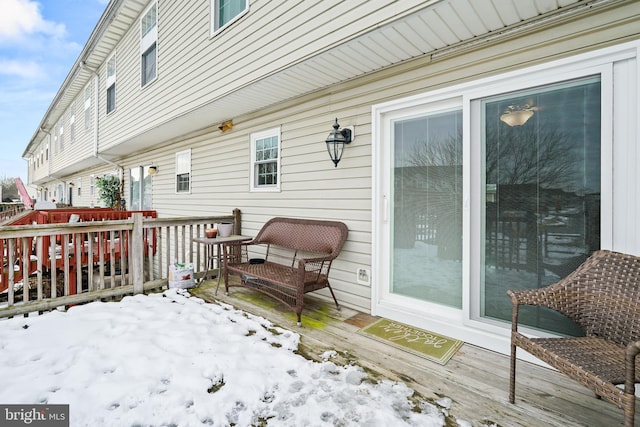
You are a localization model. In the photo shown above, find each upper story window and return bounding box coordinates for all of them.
[106,54,116,114]
[211,0,248,35]
[84,85,91,130]
[141,2,157,87]
[250,127,280,192]
[175,149,191,193]
[69,104,75,143]
[58,122,64,152]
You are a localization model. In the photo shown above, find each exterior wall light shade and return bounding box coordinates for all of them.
[325,118,352,167]
[218,119,233,132]
[148,166,158,175]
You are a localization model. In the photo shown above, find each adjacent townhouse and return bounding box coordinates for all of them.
[22,0,640,356]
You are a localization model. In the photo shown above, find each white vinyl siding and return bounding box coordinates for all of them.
[211,0,248,35]
[175,149,191,193]
[141,2,157,87]
[25,0,640,331]
[250,127,280,192]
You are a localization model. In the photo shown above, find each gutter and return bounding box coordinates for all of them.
[22,0,126,158]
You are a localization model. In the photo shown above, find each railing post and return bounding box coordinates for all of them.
[233,208,241,235]
[131,213,144,294]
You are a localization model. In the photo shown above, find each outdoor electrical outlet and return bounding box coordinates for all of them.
[356,268,370,286]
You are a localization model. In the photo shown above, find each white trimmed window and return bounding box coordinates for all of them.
[69,104,75,142]
[175,149,191,193]
[141,2,157,87]
[250,127,280,192]
[106,54,116,114]
[58,122,64,152]
[211,0,248,34]
[84,85,91,130]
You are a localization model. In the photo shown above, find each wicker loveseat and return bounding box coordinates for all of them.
[508,250,640,426]
[223,217,348,325]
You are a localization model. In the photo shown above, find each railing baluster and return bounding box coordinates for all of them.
[22,237,30,304]
[50,237,57,299]
[37,236,43,301]
[8,239,14,306]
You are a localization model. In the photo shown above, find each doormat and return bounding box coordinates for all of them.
[358,318,463,365]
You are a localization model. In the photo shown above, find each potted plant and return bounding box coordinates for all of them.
[96,175,125,210]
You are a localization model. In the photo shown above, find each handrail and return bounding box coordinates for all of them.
[0,209,241,318]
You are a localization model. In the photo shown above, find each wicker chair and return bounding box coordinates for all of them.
[508,250,640,427]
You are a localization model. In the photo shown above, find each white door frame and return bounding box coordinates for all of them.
[372,40,637,355]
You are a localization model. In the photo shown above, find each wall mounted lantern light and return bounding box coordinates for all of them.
[500,104,536,127]
[325,118,353,167]
[148,165,158,175]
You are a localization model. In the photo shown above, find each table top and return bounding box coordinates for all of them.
[192,235,253,245]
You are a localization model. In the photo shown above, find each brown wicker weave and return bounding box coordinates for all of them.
[508,250,640,427]
[224,217,348,325]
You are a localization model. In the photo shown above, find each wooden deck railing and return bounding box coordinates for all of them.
[0,209,241,318]
[0,204,26,224]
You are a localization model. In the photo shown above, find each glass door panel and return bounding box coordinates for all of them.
[481,76,601,335]
[391,109,463,308]
[130,168,141,210]
[130,166,153,210]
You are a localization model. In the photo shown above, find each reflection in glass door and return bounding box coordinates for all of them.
[391,108,463,308]
[481,76,601,334]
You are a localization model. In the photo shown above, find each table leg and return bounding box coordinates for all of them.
[199,244,212,284]
[215,243,222,295]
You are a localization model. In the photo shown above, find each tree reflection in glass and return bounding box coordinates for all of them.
[482,76,601,335]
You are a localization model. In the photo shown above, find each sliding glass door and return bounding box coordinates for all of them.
[390,106,463,308]
[479,76,601,334]
[130,166,153,210]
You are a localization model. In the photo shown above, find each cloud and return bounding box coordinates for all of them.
[0,59,44,79]
[0,0,66,43]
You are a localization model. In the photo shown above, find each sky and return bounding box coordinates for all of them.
[0,288,461,426]
[0,0,108,183]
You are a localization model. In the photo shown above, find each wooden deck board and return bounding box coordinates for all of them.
[190,279,637,426]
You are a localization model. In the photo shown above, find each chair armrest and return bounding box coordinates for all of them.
[507,288,554,307]
[625,341,640,395]
[295,255,335,285]
[507,288,561,333]
[296,255,334,270]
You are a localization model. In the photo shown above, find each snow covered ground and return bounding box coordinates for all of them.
[0,289,464,426]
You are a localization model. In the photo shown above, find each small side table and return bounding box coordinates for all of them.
[192,235,252,294]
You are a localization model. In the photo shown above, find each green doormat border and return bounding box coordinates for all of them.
[357,318,463,365]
